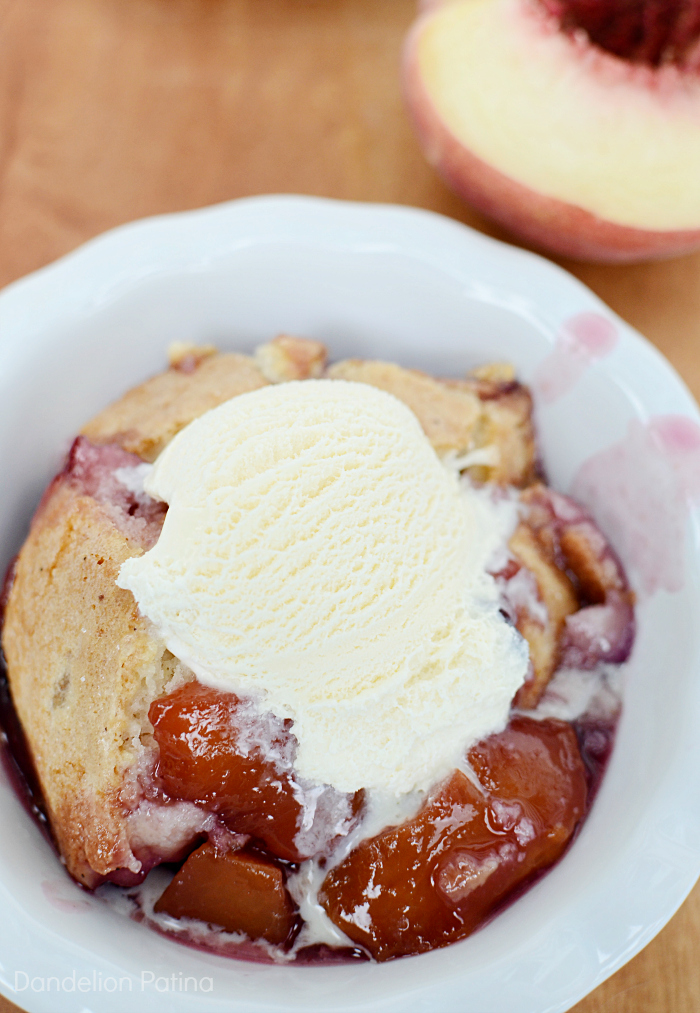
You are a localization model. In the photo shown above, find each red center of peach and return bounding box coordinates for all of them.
[540,0,700,67]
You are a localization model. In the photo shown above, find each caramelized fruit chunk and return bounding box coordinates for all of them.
[154,842,298,945]
[521,485,635,673]
[497,485,635,708]
[319,717,586,961]
[150,682,305,861]
[65,436,167,549]
[523,485,628,601]
[150,682,360,862]
[563,595,635,668]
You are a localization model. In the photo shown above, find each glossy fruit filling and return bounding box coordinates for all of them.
[149,681,362,863]
[319,717,587,960]
[154,842,299,946]
[0,443,623,962]
[148,679,590,961]
[0,360,633,966]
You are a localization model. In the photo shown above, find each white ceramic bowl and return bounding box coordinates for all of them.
[1,196,699,1013]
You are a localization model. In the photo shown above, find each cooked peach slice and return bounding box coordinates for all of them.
[501,484,635,707]
[150,682,360,862]
[319,717,586,961]
[520,485,635,670]
[150,683,304,861]
[154,842,298,945]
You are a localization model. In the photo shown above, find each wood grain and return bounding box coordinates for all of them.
[0,1,699,1010]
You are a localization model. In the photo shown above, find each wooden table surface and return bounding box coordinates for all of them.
[0,1,699,1010]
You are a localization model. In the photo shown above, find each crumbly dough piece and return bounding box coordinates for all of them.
[509,523,579,709]
[327,359,483,457]
[255,334,327,383]
[328,359,537,486]
[82,352,269,462]
[455,378,538,487]
[2,479,170,886]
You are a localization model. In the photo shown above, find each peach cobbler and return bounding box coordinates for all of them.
[0,336,634,962]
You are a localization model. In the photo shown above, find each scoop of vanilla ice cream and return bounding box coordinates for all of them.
[118,379,527,794]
